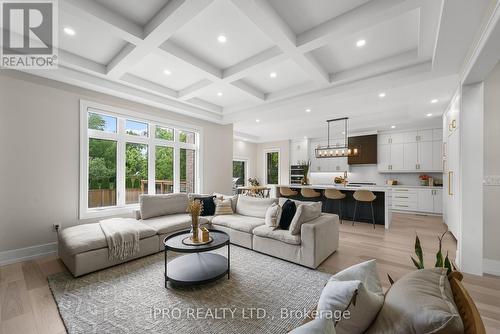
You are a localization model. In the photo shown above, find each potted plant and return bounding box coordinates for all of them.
[299,160,311,185]
[419,174,430,186]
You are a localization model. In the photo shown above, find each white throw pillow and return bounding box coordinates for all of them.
[288,202,322,235]
[213,192,237,212]
[317,260,384,334]
[264,203,281,228]
[214,198,234,215]
[288,318,336,334]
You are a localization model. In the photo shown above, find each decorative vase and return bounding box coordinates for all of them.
[301,176,309,185]
[191,216,199,241]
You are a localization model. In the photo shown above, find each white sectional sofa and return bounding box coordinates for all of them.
[59,193,339,277]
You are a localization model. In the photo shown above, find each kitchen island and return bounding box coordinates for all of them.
[275,184,393,229]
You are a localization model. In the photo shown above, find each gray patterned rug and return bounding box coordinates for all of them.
[48,246,331,334]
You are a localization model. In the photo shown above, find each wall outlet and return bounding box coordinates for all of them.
[52,223,60,232]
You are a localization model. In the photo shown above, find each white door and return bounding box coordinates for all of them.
[378,144,390,171]
[404,142,418,170]
[432,141,443,171]
[433,189,443,214]
[417,189,434,212]
[391,143,405,170]
[418,141,433,171]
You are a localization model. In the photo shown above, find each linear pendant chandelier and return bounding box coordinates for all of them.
[315,117,359,158]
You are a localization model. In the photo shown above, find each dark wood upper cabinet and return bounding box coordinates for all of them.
[348,135,377,165]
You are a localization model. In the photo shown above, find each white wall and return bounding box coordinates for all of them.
[255,140,290,185]
[0,70,233,256]
[483,61,500,269]
[233,139,258,182]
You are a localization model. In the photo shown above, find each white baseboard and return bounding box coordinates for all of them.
[0,242,57,266]
[483,258,500,276]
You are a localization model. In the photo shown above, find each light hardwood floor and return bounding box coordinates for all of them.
[1,213,499,333]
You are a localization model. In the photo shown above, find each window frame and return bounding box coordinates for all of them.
[263,148,280,185]
[80,100,202,219]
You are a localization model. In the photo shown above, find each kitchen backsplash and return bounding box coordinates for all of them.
[310,165,442,186]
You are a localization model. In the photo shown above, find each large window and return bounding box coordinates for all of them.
[81,101,200,218]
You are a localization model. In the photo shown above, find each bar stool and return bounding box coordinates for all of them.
[353,190,377,229]
[301,188,321,199]
[324,189,346,224]
[279,187,298,198]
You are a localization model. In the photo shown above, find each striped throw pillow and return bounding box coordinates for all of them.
[214,198,234,215]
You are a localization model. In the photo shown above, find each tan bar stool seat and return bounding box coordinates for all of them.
[301,188,321,198]
[353,190,377,228]
[280,187,298,197]
[324,189,346,224]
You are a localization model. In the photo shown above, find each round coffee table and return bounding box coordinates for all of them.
[163,230,230,287]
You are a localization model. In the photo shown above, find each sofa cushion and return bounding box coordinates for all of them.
[289,202,322,235]
[213,192,238,212]
[264,203,281,228]
[211,214,264,233]
[366,268,464,334]
[253,225,301,245]
[142,213,210,235]
[59,220,157,255]
[235,195,277,218]
[192,195,216,216]
[139,193,188,219]
[214,198,234,215]
[318,260,384,334]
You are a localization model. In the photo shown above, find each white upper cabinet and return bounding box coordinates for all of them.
[378,128,443,172]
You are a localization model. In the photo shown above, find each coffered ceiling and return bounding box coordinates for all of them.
[9,0,497,141]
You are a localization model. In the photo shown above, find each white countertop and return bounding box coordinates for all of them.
[276,184,443,191]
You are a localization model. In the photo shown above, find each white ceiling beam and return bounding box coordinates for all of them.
[186,98,223,114]
[23,66,224,123]
[60,0,144,44]
[158,41,222,80]
[231,0,330,84]
[120,73,179,99]
[179,79,214,100]
[231,80,267,101]
[297,0,422,53]
[222,46,287,81]
[106,0,215,79]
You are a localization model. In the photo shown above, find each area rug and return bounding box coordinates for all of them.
[48,246,331,334]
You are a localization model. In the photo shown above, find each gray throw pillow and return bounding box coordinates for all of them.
[289,202,322,235]
[366,268,464,334]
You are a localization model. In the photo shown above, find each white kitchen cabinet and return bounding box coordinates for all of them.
[391,143,405,170]
[418,189,435,212]
[433,189,443,214]
[432,141,443,171]
[378,128,443,172]
[403,142,418,170]
[418,141,434,170]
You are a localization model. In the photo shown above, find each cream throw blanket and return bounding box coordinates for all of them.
[100,218,140,261]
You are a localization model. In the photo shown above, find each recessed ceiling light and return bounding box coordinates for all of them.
[431,99,438,104]
[426,113,433,117]
[255,119,260,123]
[217,34,227,43]
[217,92,223,97]
[163,69,171,75]
[64,27,75,36]
[356,39,366,47]
[379,92,386,98]
[305,108,311,113]
[391,125,396,129]
[269,72,277,78]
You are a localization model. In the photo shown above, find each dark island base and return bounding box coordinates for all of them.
[282,189,386,226]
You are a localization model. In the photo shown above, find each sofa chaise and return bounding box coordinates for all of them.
[58,193,339,277]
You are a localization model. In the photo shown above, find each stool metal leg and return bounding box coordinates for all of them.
[352,201,358,226]
[371,202,376,229]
